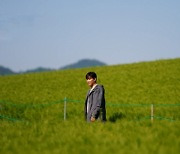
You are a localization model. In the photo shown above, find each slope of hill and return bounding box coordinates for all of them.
[60,59,106,69]
[0,58,179,105]
[24,67,54,73]
[0,59,106,75]
[0,58,179,154]
[0,66,15,75]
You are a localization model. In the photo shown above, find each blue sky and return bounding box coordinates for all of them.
[0,0,180,72]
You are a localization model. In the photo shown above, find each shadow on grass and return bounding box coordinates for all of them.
[109,112,125,122]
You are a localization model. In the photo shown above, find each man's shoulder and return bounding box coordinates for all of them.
[96,84,105,90]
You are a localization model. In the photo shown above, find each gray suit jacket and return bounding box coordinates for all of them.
[84,84,106,122]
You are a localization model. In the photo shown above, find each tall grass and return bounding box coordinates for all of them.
[0,58,180,154]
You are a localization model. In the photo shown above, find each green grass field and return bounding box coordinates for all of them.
[0,58,180,154]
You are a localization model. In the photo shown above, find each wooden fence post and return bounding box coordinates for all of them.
[64,97,67,120]
[151,104,154,122]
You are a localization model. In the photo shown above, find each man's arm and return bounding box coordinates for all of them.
[91,86,104,120]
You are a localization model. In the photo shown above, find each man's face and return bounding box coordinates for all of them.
[86,77,96,88]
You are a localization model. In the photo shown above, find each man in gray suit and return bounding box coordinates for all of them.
[84,72,106,122]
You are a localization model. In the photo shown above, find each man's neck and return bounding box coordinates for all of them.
[90,83,97,90]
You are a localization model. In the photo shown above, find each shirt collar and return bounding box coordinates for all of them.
[90,84,97,92]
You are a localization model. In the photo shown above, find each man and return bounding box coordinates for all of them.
[84,72,106,122]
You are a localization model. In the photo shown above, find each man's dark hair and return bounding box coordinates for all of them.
[86,72,97,80]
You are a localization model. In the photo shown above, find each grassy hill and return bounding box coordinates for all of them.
[0,58,180,154]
